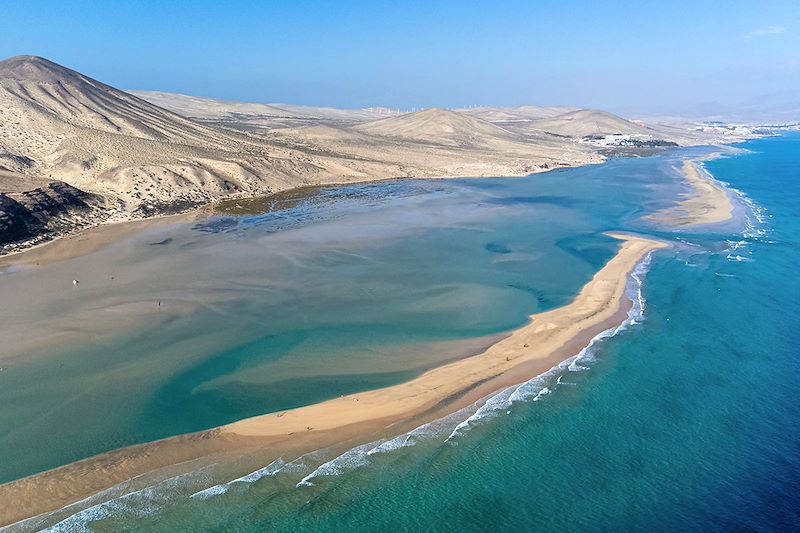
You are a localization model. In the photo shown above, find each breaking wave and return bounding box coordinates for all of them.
[16,250,659,532]
[447,250,654,440]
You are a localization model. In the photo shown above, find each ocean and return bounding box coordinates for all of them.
[3,133,798,531]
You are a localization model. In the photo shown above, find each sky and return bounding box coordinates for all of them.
[1,0,799,118]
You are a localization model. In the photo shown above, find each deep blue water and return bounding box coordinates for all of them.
[6,134,800,531]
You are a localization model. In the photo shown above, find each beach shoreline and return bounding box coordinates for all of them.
[0,210,202,270]
[645,157,735,227]
[0,161,586,262]
[0,147,735,269]
[0,233,667,527]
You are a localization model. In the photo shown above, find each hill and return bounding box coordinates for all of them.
[0,55,733,252]
[131,91,391,129]
[0,55,329,216]
[524,109,653,137]
[352,108,521,147]
[458,105,579,123]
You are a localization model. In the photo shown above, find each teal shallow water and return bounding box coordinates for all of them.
[0,150,690,484]
[5,135,800,531]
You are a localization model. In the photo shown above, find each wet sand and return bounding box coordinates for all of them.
[646,158,734,226]
[0,233,666,527]
[0,211,200,270]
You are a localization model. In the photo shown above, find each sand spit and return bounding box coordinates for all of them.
[0,233,666,527]
[646,158,734,226]
[226,234,666,437]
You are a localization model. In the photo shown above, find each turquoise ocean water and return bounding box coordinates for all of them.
[4,133,799,531]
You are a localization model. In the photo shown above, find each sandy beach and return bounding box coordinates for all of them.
[0,7,791,528]
[0,233,666,527]
[225,234,666,437]
[646,159,734,226]
[0,210,201,270]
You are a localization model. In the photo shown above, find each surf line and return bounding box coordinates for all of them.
[0,232,668,527]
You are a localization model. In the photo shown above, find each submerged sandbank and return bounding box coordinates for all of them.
[646,158,734,226]
[0,233,666,527]
[225,234,666,437]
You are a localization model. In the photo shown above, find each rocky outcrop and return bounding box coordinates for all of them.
[0,194,37,244]
[0,182,105,248]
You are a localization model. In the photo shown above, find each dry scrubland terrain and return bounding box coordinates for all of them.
[0,55,738,250]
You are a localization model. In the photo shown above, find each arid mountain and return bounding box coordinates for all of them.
[131,90,392,130]
[458,105,580,123]
[132,90,728,147]
[0,56,231,143]
[351,108,519,147]
[515,109,653,137]
[464,107,724,147]
[0,55,327,217]
[0,55,737,251]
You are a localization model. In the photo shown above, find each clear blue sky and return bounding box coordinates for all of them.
[1,0,798,116]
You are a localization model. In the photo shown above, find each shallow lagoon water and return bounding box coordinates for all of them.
[107,133,795,533]
[5,136,798,531]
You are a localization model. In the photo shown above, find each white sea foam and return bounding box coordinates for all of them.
[288,401,489,486]
[447,250,654,442]
[444,360,567,442]
[234,458,288,483]
[189,483,231,500]
[2,461,221,533]
[534,387,551,400]
[728,185,769,240]
[556,375,576,386]
[568,250,652,371]
[727,239,748,252]
[708,180,770,266]
[693,162,769,246]
[42,467,215,533]
[189,458,288,500]
[366,420,434,456]
[445,385,517,441]
[296,443,375,487]
[675,237,701,248]
[30,248,660,528]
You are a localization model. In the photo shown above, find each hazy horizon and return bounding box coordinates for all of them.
[2,0,799,121]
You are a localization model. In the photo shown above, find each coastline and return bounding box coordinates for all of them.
[224,234,666,437]
[645,158,734,227]
[0,161,584,261]
[0,142,742,264]
[0,142,742,267]
[0,210,202,270]
[0,233,667,527]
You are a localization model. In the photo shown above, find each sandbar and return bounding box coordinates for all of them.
[0,233,666,527]
[646,158,734,226]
